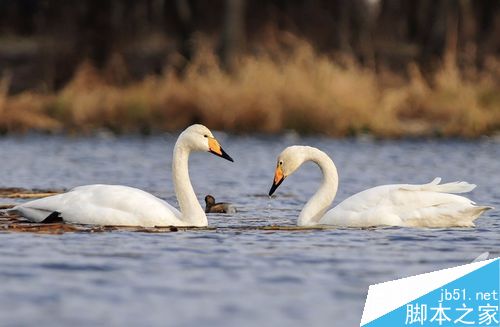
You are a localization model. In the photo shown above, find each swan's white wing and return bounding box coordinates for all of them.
[14,185,185,227]
[472,252,489,263]
[322,178,490,227]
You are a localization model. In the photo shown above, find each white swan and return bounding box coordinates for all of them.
[12,124,233,227]
[268,146,492,228]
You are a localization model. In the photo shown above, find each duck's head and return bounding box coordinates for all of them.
[180,124,233,162]
[268,146,307,196]
[205,195,216,206]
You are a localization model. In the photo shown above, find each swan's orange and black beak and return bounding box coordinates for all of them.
[269,166,285,196]
[208,137,234,162]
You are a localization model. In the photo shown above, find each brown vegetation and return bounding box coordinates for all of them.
[0,213,184,234]
[1,40,499,138]
[0,187,61,199]
[1,1,499,138]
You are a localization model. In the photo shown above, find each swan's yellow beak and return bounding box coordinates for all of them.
[269,166,285,196]
[208,137,233,162]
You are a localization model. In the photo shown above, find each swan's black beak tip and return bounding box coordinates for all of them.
[211,147,234,162]
[268,178,284,196]
[221,147,234,162]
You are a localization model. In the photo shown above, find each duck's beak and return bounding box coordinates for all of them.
[269,166,285,196]
[208,137,234,162]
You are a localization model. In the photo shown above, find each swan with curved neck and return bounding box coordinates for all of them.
[13,124,233,227]
[269,146,492,228]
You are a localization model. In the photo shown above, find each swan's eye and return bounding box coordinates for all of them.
[203,134,208,138]
[279,161,283,166]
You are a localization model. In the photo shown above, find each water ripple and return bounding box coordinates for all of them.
[0,136,498,327]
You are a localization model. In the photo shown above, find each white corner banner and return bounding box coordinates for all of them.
[361,257,500,326]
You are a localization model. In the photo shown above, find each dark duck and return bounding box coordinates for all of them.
[204,195,236,214]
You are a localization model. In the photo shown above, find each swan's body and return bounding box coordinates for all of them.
[13,125,233,227]
[319,179,489,228]
[269,146,492,228]
[15,185,184,226]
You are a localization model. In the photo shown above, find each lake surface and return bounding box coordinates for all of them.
[1,133,499,326]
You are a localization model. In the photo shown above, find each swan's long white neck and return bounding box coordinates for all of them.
[298,148,339,226]
[172,139,207,226]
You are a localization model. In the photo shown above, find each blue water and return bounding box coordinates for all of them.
[1,133,499,326]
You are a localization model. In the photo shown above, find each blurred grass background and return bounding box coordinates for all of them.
[0,0,499,137]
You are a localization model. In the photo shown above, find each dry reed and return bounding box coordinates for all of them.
[1,40,499,137]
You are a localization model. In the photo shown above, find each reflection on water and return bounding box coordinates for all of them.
[0,134,499,326]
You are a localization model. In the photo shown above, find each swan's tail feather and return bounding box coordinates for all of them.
[472,205,494,216]
[461,206,493,226]
[403,204,492,228]
[10,206,53,223]
[426,178,477,194]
